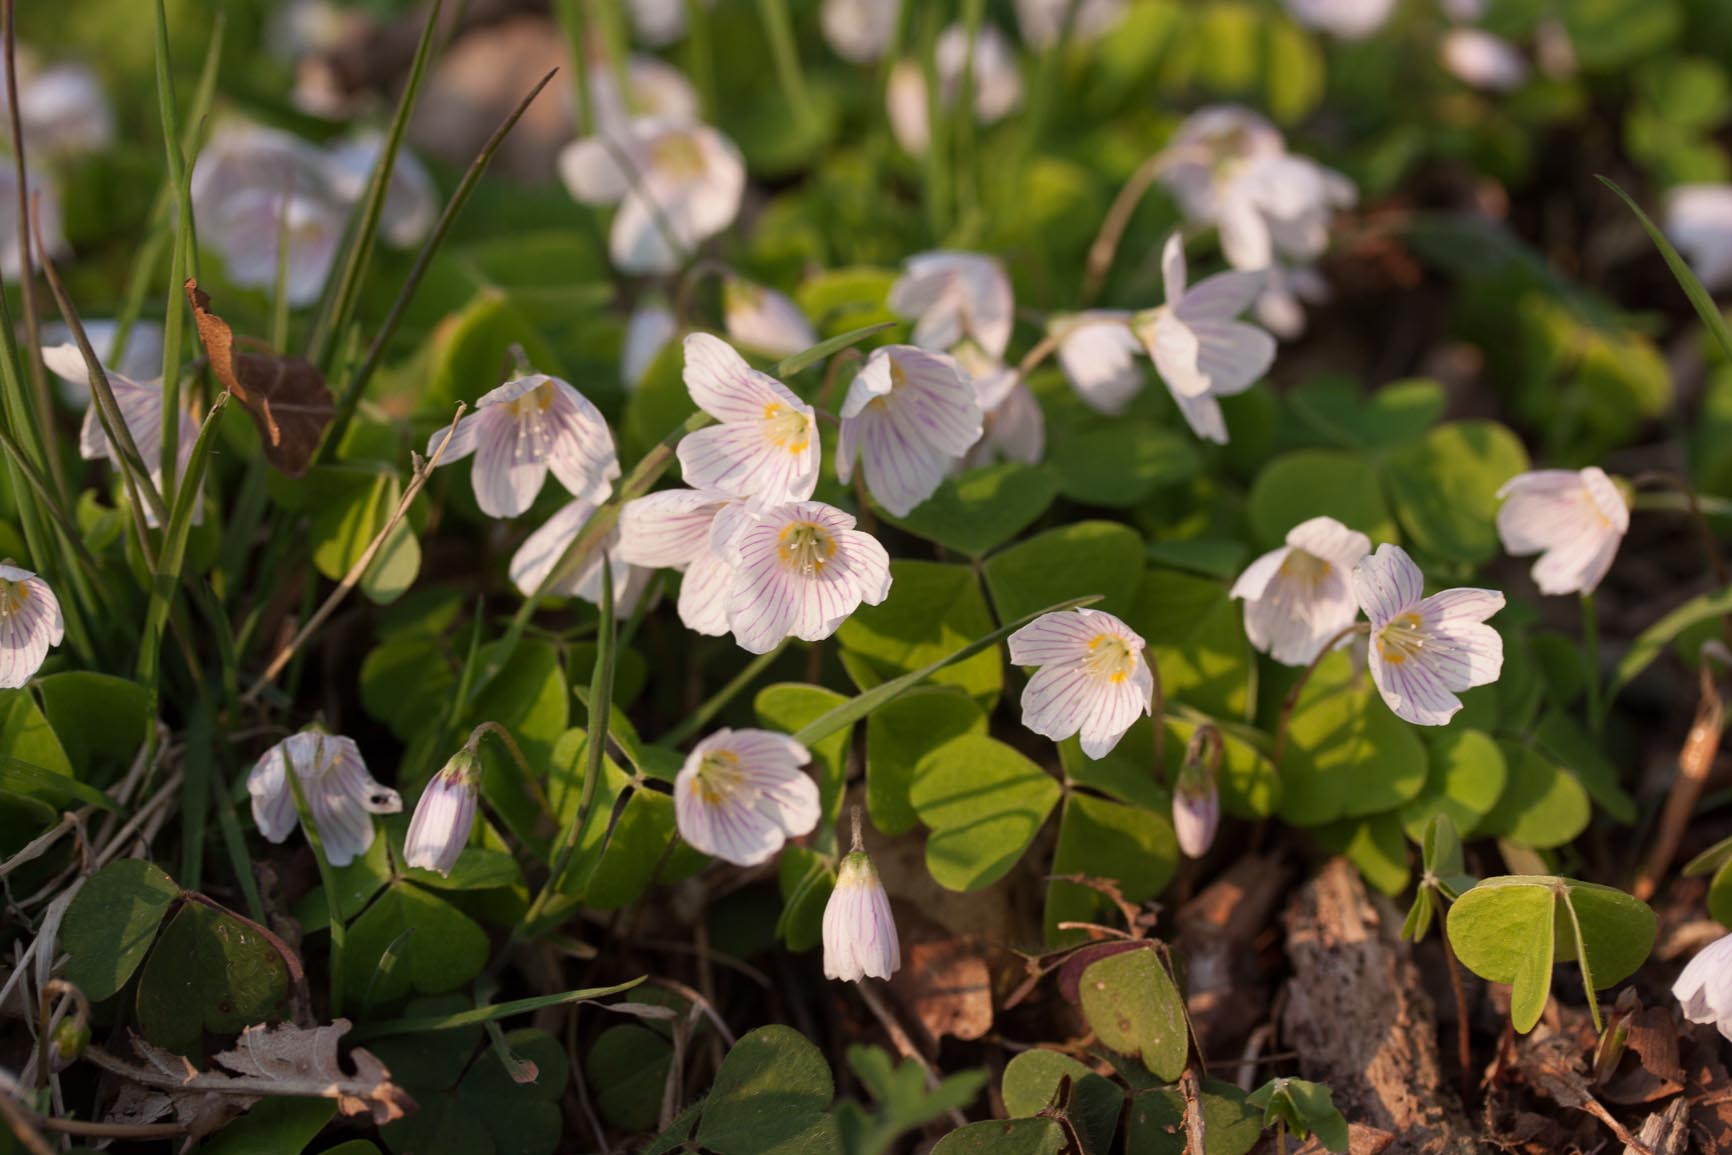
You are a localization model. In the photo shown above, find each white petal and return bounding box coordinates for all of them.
[623,301,677,390]
[1160,233,1187,307]
[1351,544,1424,628]
[1286,516,1371,571]
[1145,311,1209,399]
[618,489,726,568]
[1187,318,1276,396]
[1228,546,1292,604]
[678,547,735,635]
[1056,315,1144,415]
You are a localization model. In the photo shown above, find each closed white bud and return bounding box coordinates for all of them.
[404,749,481,877]
[823,848,900,982]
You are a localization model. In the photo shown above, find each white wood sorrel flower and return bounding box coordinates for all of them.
[1136,235,1276,445]
[1351,544,1505,727]
[617,488,740,636]
[1052,311,1144,415]
[1495,467,1628,596]
[714,500,892,654]
[428,374,619,519]
[0,565,63,689]
[41,344,201,529]
[1008,607,1154,759]
[723,276,816,361]
[1674,932,1732,1041]
[404,746,481,877]
[1230,516,1371,667]
[248,731,402,867]
[888,251,1015,360]
[823,814,900,982]
[558,118,744,275]
[837,345,984,517]
[674,729,819,866]
[676,334,819,507]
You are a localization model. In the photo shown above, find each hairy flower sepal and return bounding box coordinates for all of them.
[823,849,900,982]
[403,747,482,877]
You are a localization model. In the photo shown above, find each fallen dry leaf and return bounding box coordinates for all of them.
[889,938,994,1043]
[213,1019,414,1123]
[105,1033,253,1144]
[186,279,335,477]
[1599,1007,1686,1105]
[92,1019,414,1131]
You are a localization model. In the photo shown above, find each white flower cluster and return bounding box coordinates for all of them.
[192,121,438,307]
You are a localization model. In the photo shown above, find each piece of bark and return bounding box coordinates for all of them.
[1177,850,1293,1052]
[1280,858,1478,1155]
[1624,1097,1689,1155]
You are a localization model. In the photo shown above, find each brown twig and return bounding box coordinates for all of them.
[853,981,968,1129]
[1633,643,1729,900]
[244,402,467,702]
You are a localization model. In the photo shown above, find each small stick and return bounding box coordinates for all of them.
[853,981,968,1129]
[244,403,466,701]
[1634,644,1728,900]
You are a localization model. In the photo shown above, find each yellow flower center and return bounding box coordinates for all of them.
[690,750,745,806]
[1376,612,1427,666]
[1278,549,1332,590]
[777,521,837,577]
[0,580,28,617]
[763,403,811,453]
[501,381,557,463]
[650,132,706,180]
[1085,633,1137,684]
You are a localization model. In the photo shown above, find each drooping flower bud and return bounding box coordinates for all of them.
[1173,725,1222,859]
[823,810,900,982]
[404,746,482,877]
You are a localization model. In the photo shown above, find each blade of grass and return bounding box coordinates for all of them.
[791,594,1102,746]
[775,321,894,376]
[306,0,445,371]
[322,67,558,459]
[284,737,347,1016]
[135,391,230,701]
[113,10,225,362]
[348,978,645,1041]
[661,641,789,748]
[35,217,170,534]
[521,557,617,929]
[1,0,64,500]
[0,758,120,813]
[152,0,203,506]
[1599,175,1732,364]
[756,0,815,137]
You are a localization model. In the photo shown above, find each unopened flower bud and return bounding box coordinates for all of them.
[1173,725,1222,859]
[823,809,900,982]
[404,748,481,877]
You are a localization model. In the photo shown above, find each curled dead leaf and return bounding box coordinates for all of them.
[214,1019,414,1123]
[185,279,335,477]
[90,1018,415,1133]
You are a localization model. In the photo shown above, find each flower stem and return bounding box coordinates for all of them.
[1082,151,1174,305]
[756,0,815,137]
[1272,623,1370,768]
[1581,592,1603,737]
[662,641,789,748]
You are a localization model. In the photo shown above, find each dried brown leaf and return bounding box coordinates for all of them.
[103,1034,257,1143]
[1600,1008,1686,1105]
[888,938,994,1043]
[213,1019,414,1123]
[185,279,334,477]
